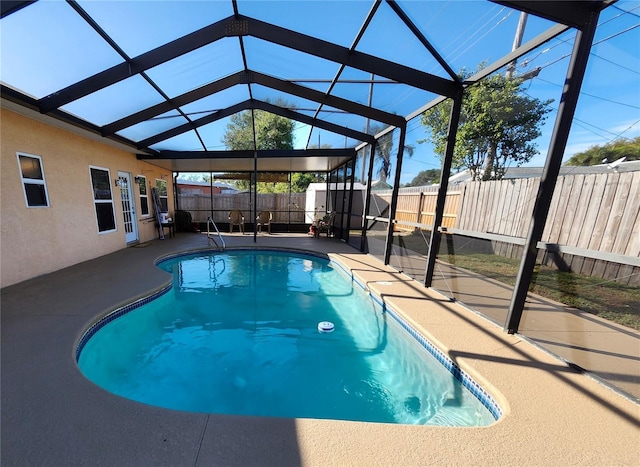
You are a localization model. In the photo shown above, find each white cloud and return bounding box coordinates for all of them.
[607,120,640,139]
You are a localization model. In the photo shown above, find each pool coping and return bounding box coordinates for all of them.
[329,252,504,421]
[2,234,639,466]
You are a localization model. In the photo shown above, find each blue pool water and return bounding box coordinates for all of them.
[77,250,499,426]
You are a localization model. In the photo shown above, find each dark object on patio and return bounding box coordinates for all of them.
[314,212,335,238]
[175,210,195,232]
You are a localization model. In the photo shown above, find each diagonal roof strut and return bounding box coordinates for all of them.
[39,13,458,114]
[136,99,375,149]
[102,70,404,137]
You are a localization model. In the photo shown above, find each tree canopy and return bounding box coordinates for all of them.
[222,102,323,193]
[223,101,295,151]
[254,173,324,194]
[405,169,441,187]
[564,136,640,166]
[420,66,552,181]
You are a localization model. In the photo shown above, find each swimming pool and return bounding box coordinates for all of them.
[77,249,500,426]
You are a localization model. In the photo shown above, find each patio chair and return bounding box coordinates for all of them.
[256,210,272,234]
[315,212,335,238]
[228,209,244,234]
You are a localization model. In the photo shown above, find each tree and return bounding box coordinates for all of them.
[564,136,640,166]
[223,100,295,151]
[223,100,296,192]
[222,103,326,193]
[420,66,553,181]
[179,173,207,182]
[370,125,414,184]
[254,173,322,194]
[405,169,441,187]
[291,173,322,192]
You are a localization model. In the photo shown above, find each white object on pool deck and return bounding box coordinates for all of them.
[318,321,335,333]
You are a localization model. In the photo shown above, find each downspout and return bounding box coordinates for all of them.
[173,172,180,212]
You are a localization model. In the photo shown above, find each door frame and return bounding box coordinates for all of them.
[118,171,138,244]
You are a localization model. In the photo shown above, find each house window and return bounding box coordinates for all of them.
[90,166,116,233]
[17,153,49,207]
[155,179,168,212]
[136,175,149,216]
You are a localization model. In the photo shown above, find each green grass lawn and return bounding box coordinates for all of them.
[442,253,640,330]
[386,231,640,330]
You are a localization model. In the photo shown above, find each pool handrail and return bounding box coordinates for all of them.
[207,216,226,251]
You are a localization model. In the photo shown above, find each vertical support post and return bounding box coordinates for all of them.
[250,109,258,243]
[338,165,346,236]
[346,155,356,242]
[288,172,292,232]
[330,169,338,217]
[424,91,463,286]
[209,171,214,221]
[383,123,407,265]
[324,171,330,217]
[361,72,375,183]
[505,14,599,333]
[252,154,257,242]
[360,141,377,252]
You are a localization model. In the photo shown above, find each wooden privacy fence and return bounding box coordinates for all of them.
[178,192,307,224]
[178,172,639,283]
[375,171,639,284]
[457,172,639,283]
[373,185,460,229]
[542,171,638,283]
[456,177,540,259]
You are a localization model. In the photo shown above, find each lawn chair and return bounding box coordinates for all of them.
[256,210,272,234]
[228,209,244,234]
[315,212,335,238]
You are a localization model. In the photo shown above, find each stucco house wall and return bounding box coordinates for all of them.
[1,108,173,288]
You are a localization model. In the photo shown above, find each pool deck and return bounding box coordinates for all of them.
[2,232,639,466]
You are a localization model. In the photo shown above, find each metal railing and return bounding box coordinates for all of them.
[207,216,225,251]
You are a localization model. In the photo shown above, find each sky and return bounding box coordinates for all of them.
[387,0,640,183]
[1,0,639,185]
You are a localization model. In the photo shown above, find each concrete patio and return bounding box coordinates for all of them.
[2,232,638,466]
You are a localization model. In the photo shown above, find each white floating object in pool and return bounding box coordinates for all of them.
[318,321,335,333]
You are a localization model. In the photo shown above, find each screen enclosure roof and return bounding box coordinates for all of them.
[0,0,613,173]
